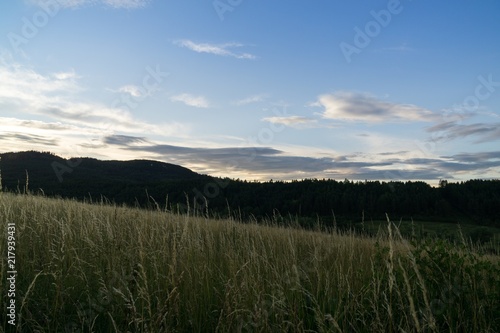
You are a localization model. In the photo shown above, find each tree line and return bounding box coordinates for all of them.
[1,151,499,228]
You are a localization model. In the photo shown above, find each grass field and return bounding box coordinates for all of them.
[1,192,499,332]
[352,219,500,255]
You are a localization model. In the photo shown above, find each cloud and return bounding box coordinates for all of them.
[4,117,497,182]
[0,117,91,155]
[126,144,281,159]
[316,92,437,123]
[39,104,183,135]
[0,117,73,131]
[0,62,187,136]
[52,70,81,81]
[324,151,500,181]
[170,93,210,108]
[445,151,500,163]
[115,136,500,181]
[0,63,80,101]
[261,116,317,128]
[104,134,148,145]
[378,151,409,156]
[0,132,59,146]
[235,94,267,105]
[123,143,338,175]
[136,143,449,180]
[0,116,150,161]
[2,59,497,182]
[426,121,500,143]
[106,138,459,181]
[175,40,256,60]
[115,85,146,98]
[28,0,150,9]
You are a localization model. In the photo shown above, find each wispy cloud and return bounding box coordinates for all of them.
[426,121,500,143]
[0,62,187,135]
[1,132,59,146]
[170,93,210,108]
[52,70,81,81]
[261,116,317,128]
[103,134,148,145]
[235,94,267,105]
[175,39,256,60]
[316,92,437,123]
[444,151,500,163]
[0,117,74,131]
[0,63,80,100]
[378,151,409,156]
[120,141,336,176]
[113,85,147,98]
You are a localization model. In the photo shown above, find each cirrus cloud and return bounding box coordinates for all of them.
[426,121,500,143]
[316,92,437,123]
[175,39,256,60]
[235,94,268,105]
[170,93,210,108]
[261,115,317,128]
[115,85,146,98]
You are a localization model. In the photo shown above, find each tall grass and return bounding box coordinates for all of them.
[0,192,498,332]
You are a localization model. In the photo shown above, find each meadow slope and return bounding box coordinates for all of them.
[0,193,499,332]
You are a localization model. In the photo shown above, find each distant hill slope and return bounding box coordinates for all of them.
[0,151,207,201]
[1,151,499,230]
[0,151,203,183]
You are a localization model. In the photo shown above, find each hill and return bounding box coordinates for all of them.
[0,151,202,183]
[1,151,500,231]
[0,151,208,205]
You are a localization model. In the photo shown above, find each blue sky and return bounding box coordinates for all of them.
[1,0,500,184]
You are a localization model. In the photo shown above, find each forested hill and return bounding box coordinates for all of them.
[0,151,208,200]
[1,151,500,227]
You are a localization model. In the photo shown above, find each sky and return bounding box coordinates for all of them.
[1,0,500,184]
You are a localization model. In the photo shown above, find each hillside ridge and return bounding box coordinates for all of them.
[1,151,500,230]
